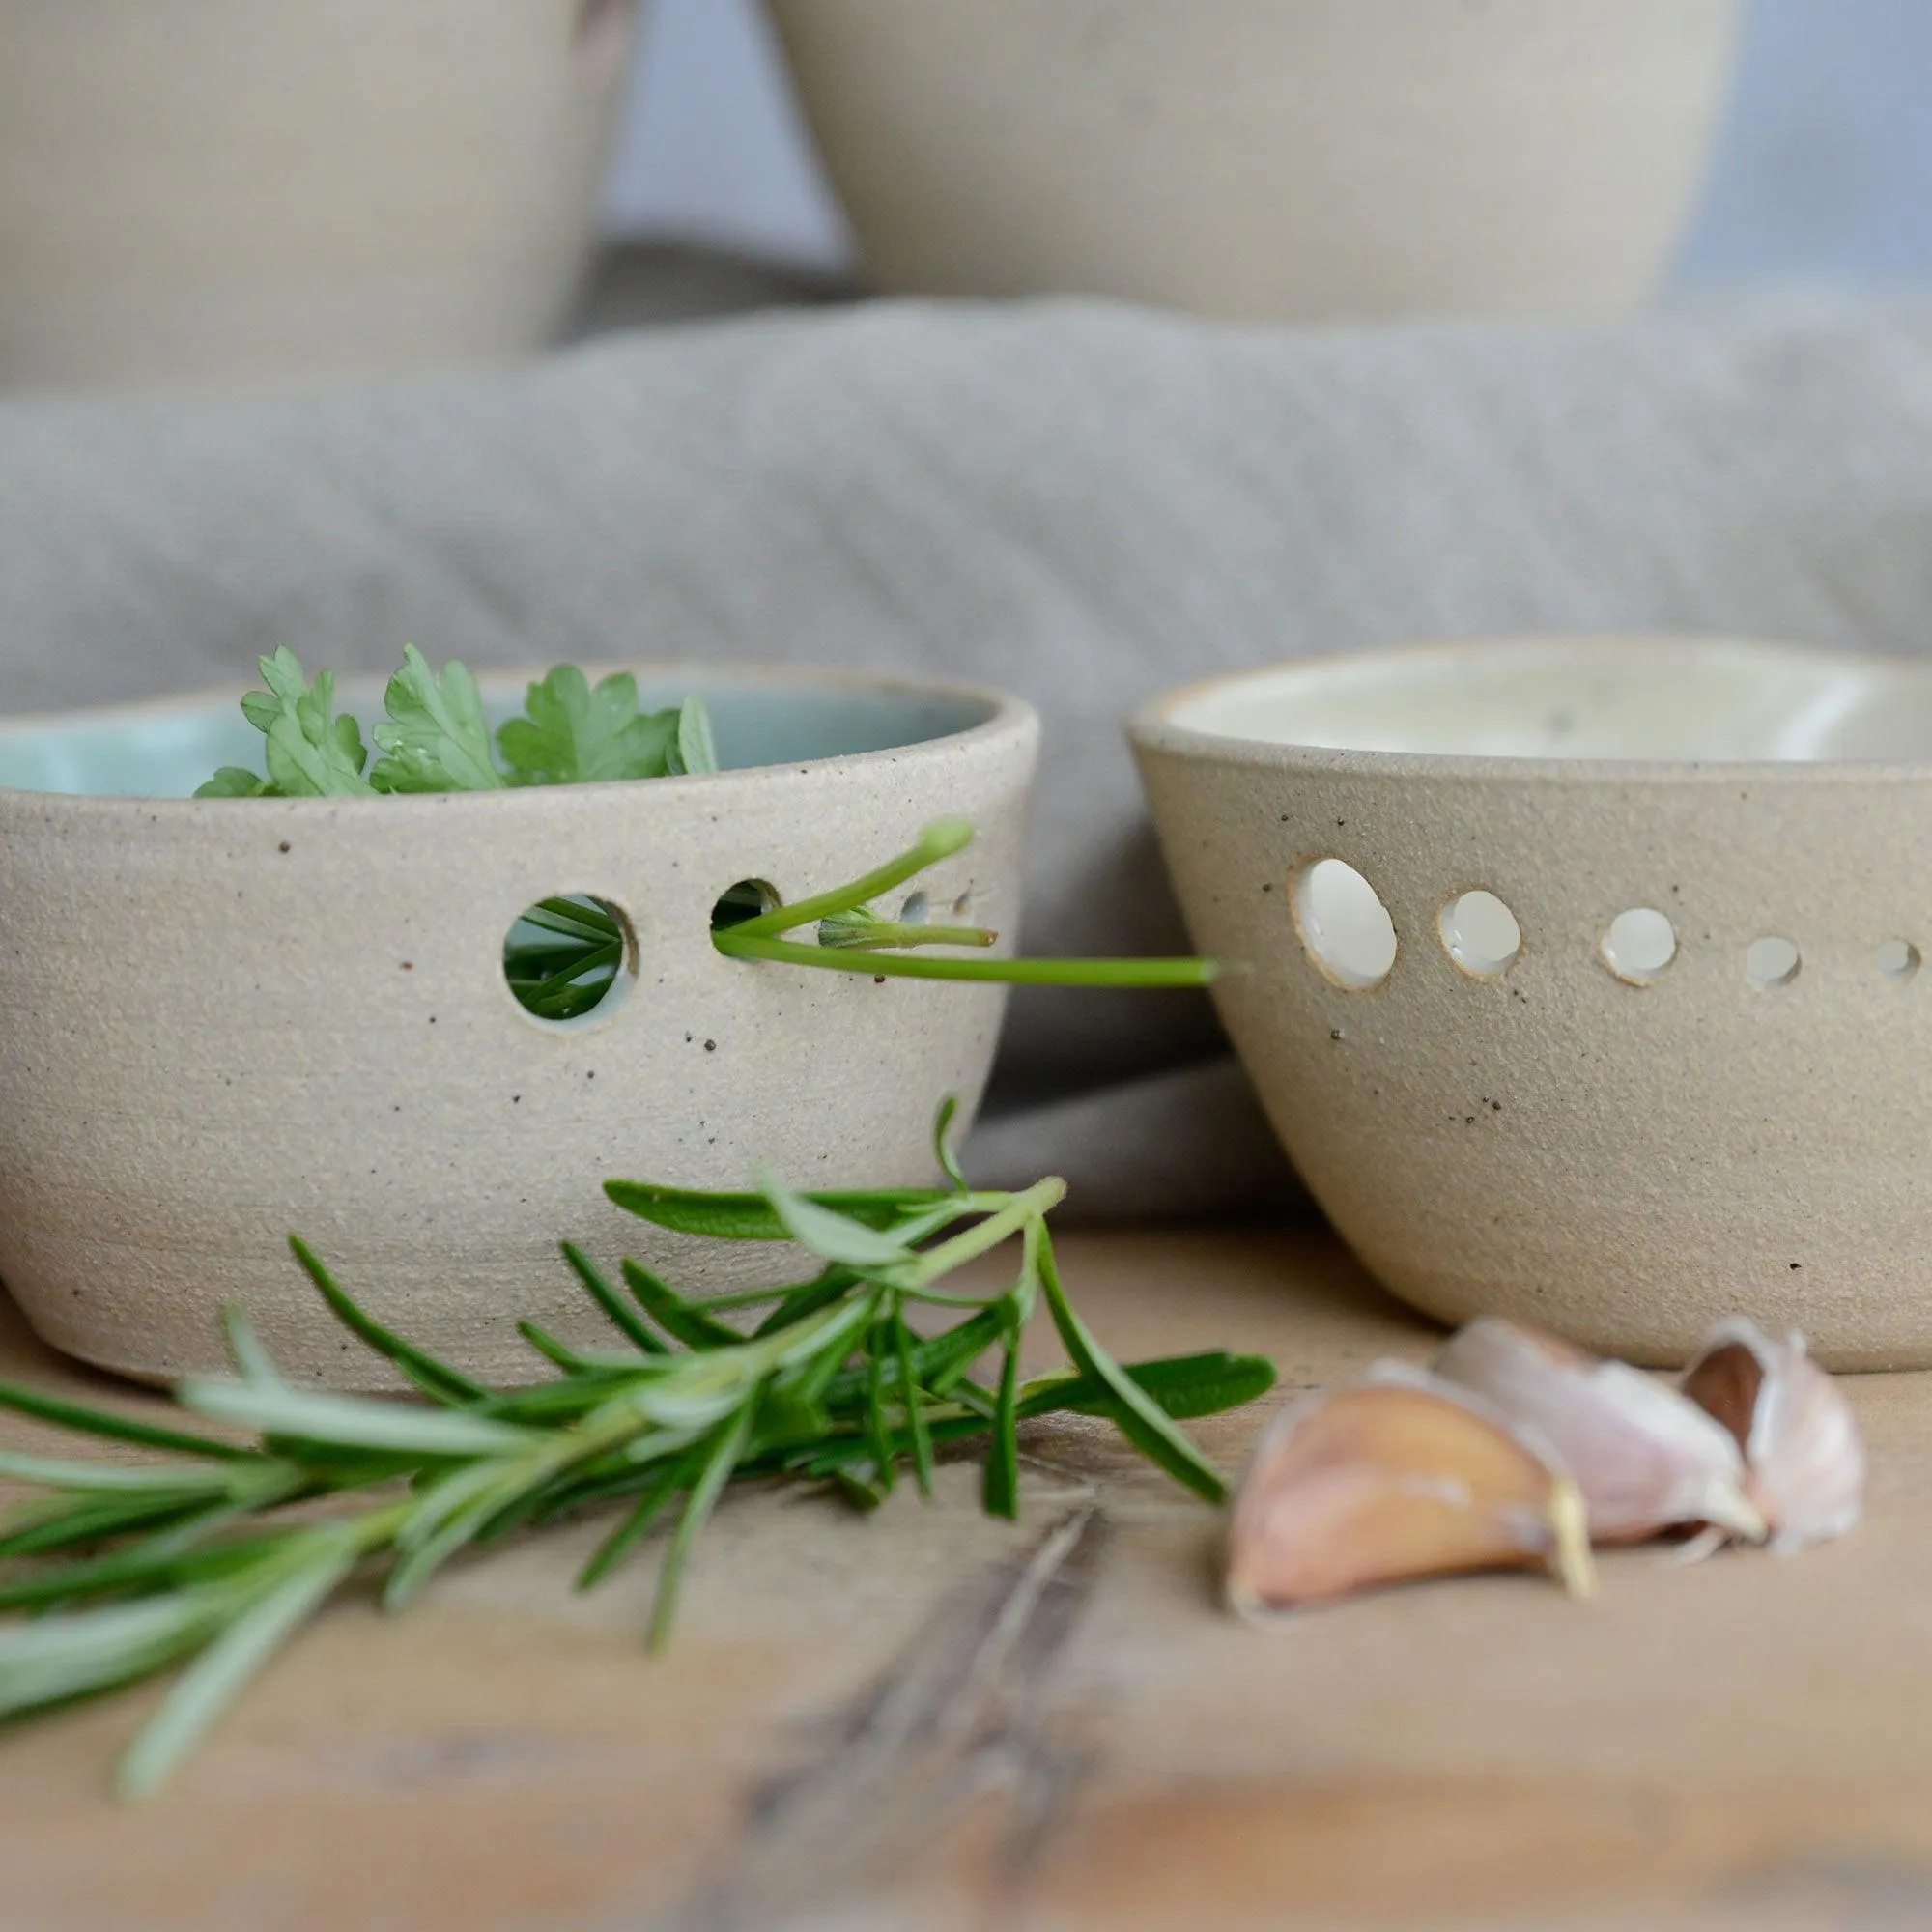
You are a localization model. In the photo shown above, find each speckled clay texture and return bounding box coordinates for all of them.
[0,667,1037,1386]
[1131,639,1932,1370]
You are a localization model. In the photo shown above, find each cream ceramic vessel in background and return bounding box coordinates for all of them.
[1132,638,1932,1369]
[0,0,639,390]
[0,668,1037,1385]
[769,0,1741,322]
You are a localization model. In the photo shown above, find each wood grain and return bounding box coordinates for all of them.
[0,1225,1922,1931]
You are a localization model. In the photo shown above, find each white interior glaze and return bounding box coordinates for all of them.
[1163,638,1932,763]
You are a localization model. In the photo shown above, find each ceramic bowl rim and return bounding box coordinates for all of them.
[1128,634,1932,785]
[0,661,1037,815]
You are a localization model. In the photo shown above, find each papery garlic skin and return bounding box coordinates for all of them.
[1682,1320,1864,1554]
[1225,1369,1596,1618]
[1433,1319,1765,1546]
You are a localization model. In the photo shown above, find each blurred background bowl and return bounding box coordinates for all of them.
[766,0,1742,321]
[0,0,642,391]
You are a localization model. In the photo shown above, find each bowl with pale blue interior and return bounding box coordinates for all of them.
[0,665,1037,1386]
[1132,636,1932,1368]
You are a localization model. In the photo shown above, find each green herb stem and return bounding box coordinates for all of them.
[816,918,997,952]
[895,1178,1066,1292]
[712,932,1219,989]
[719,818,975,940]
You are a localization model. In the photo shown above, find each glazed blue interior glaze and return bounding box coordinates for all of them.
[0,680,996,798]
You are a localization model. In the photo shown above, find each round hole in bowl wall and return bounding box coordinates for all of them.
[1745,936,1801,988]
[503,895,636,1025]
[1292,859,1398,991]
[900,892,930,926]
[1601,908,1677,985]
[711,879,781,932]
[1437,890,1522,980]
[1877,939,1921,982]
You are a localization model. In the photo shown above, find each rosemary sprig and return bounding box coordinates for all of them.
[0,1109,1273,1798]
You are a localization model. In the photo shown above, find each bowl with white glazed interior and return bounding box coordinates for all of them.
[0,666,1036,1386]
[1131,637,1932,1369]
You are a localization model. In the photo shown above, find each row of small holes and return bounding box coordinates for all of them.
[1294,859,1923,993]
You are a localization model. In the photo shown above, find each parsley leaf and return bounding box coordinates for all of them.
[670,695,717,777]
[197,651,720,800]
[195,767,277,799]
[368,645,506,793]
[497,670,718,786]
[194,648,373,800]
[498,668,668,786]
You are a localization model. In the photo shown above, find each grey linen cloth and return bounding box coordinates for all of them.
[4,296,1931,1214]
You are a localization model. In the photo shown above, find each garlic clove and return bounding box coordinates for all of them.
[1433,1318,1765,1546]
[1682,1319,1864,1554]
[1225,1369,1596,1617]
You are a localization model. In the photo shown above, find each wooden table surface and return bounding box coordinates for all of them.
[0,1224,1926,1932]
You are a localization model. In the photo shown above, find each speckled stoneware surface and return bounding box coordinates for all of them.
[1131,637,1932,1370]
[0,666,1037,1385]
